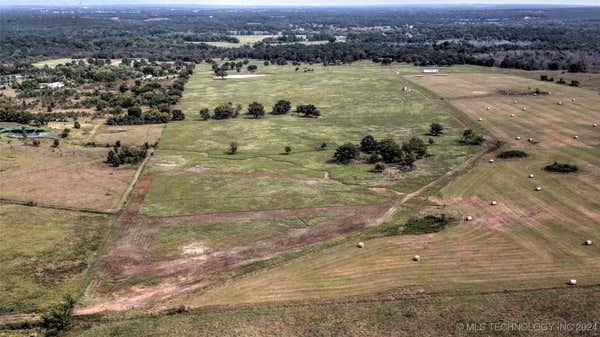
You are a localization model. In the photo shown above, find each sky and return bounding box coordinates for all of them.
[1,0,599,6]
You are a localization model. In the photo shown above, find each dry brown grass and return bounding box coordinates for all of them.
[0,140,136,211]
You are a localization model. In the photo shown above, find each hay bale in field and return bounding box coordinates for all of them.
[478,118,483,121]
[489,159,494,163]
[529,174,534,178]
[535,186,542,191]
[528,138,534,142]
[557,101,563,105]
[510,114,516,117]
[513,100,518,104]
[465,215,473,221]
[357,242,365,248]
[413,255,421,262]
[487,106,491,111]
[522,107,527,111]
[490,200,497,206]
[593,123,597,127]
[571,98,576,102]
[568,279,577,285]
[584,240,593,246]
[515,136,521,140]
[573,136,579,140]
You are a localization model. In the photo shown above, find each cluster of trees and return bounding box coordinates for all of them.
[210,60,258,78]
[459,129,486,145]
[334,134,429,172]
[199,100,319,120]
[540,74,581,87]
[106,142,149,167]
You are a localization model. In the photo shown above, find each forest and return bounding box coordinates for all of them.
[1,7,600,71]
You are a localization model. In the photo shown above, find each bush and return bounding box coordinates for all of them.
[373,162,386,173]
[247,102,265,119]
[460,129,485,145]
[171,109,185,121]
[284,146,292,154]
[53,138,60,147]
[333,143,359,164]
[497,150,528,159]
[296,104,320,118]
[229,142,238,154]
[213,102,238,120]
[199,108,210,120]
[73,120,81,129]
[403,214,454,235]
[429,122,444,136]
[360,135,378,153]
[61,128,70,138]
[41,294,75,336]
[32,139,40,146]
[271,100,291,115]
[545,162,578,173]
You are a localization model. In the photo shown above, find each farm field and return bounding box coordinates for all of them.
[65,286,600,337]
[0,139,137,212]
[80,62,482,312]
[169,69,600,308]
[0,204,112,314]
[92,123,165,147]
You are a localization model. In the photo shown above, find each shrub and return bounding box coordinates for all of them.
[403,137,428,159]
[360,135,378,153]
[73,120,81,129]
[460,129,485,145]
[403,214,454,235]
[213,102,238,120]
[545,162,578,173]
[429,122,444,136]
[296,104,320,118]
[199,108,210,120]
[61,128,70,138]
[373,162,386,173]
[41,294,75,337]
[497,150,528,159]
[171,109,185,121]
[284,146,292,154]
[32,139,40,146]
[247,102,265,119]
[271,100,291,115]
[53,138,60,147]
[333,143,359,164]
[229,142,238,154]
[106,145,147,167]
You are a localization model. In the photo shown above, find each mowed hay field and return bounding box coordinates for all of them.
[0,140,137,212]
[0,204,112,313]
[172,70,600,308]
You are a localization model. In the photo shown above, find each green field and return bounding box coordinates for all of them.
[0,204,112,313]
[63,286,600,337]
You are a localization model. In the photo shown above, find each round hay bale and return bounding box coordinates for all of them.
[510,114,516,117]
[357,242,365,248]
[529,174,534,178]
[584,240,593,246]
[478,118,483,121]
[514,100,518,104]
[487,107,491,111]
[528,138,534,142]
[535,186,542,191]
[571,98,576,102]
[573,136,579,140]
[522,107,527,111]
[465,215,473,221]
[568,279,577,286]
[489,159,494,163]
[557,101,562,105]
[491,200,497,206]
[515,136,521,140]
[593,123,597,127]
[413,255,421,262]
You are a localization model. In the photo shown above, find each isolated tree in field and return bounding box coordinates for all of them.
[247,102,265,119]
[229,142,238,154]
[373,162,386,173]
[360,135,378,153]
[213,103,236,120]
[377,138,402,163]
[73,120,81,129]
[199,108,210,120]
[334,143,359,164]
[171,109,185,121]
[296,104,320,118]
[247,64,258,72]
[403,137,428,159]
[271,100,291,115]
[429,122,444,136]
[284,146,292,154]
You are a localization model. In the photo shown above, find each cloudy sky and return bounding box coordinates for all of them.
[1,0,598,6]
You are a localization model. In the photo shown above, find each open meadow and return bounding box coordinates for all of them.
[0,204,112,314]
[156,68,600,309]
[79,62,483,313]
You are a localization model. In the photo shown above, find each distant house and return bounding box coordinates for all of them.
[423,68,439,73]
[144,74,154,80]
